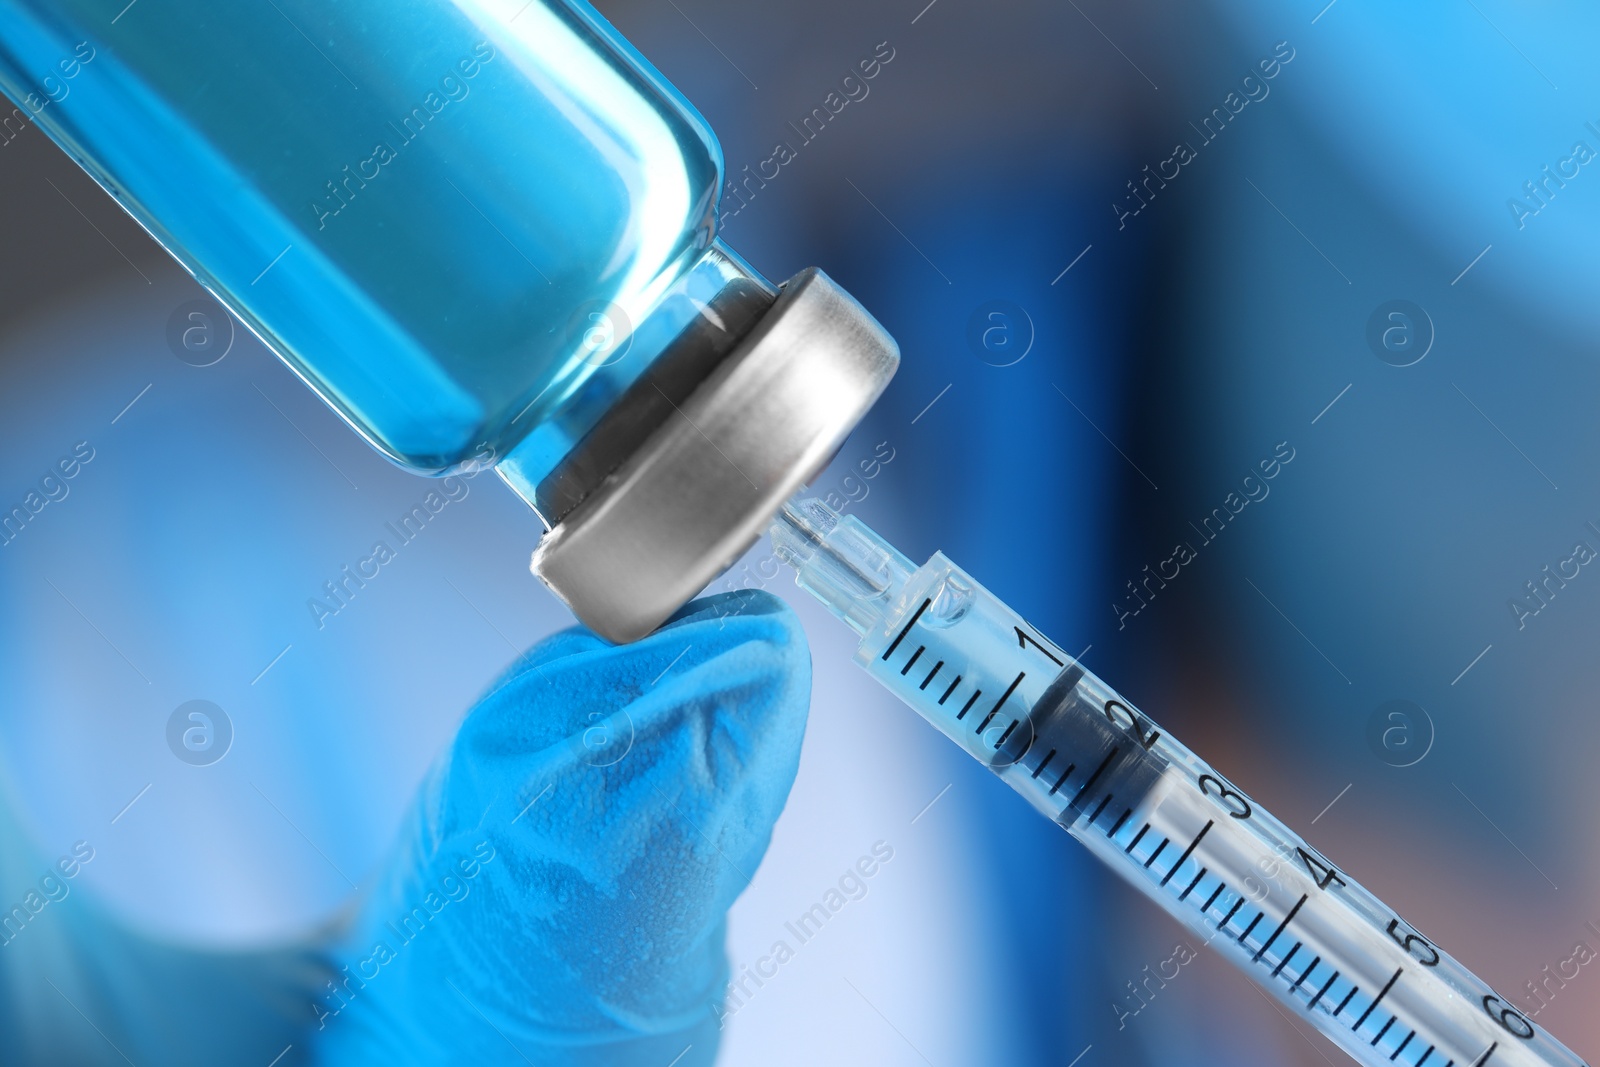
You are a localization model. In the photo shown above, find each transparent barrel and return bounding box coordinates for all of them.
[774,499,1588,1067]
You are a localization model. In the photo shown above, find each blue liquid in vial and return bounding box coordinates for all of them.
[0,0,725,479]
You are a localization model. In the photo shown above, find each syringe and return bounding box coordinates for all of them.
[771,496,1588,1067]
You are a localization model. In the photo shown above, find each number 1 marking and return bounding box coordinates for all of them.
[1015,626,1064,665]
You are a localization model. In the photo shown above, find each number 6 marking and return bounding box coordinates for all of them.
[1482,994,1535,1039]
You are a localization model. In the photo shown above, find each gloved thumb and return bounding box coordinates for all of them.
[309,589,810,1066]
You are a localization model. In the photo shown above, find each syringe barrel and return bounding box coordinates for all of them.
[840,548,1587,1067]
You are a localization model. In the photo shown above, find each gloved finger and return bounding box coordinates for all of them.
[310,589,810,1066]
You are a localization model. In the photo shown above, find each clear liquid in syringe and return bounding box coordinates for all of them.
[774,497,1589,1067]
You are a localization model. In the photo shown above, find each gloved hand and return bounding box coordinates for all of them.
[310,589,810,1065]
[0,589,809,1066]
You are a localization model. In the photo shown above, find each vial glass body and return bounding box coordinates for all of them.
[0,0,724,476]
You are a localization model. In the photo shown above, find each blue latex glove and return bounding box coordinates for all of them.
[311,589,810,1065]
[0,590,809,1066]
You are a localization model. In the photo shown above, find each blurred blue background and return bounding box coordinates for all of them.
[2,1,1599,1064]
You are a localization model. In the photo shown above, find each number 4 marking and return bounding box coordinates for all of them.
[1297,847,1346,891]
